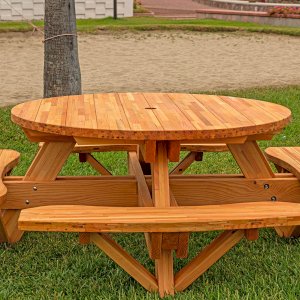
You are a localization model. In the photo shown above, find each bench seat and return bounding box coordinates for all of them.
[0,149,20,204]
[265,147,300,178]
[19,201,300,233]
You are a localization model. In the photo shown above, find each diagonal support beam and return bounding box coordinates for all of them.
[91,233,158,292]
[85,153,112,176]
[174,230,244,292]
[275,226,300,238]
[228,141,274,179]
[127,151,161,259]
[170,152,203,175]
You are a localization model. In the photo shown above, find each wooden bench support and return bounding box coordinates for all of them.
[170,152,203,175]
[128,151,189,260]
[151,142,174,297]
[265,147,300,238]
[91,233,158,292]
[0,149,20,243]
[175,230,244,292]
[245,229,259,241]
[79,153,112,176]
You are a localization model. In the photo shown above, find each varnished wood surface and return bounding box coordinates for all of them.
[0,149,20,243]
[18,201,300,233]
[0,150,20,204]
[11,93,291,141]
[265,147,300,179]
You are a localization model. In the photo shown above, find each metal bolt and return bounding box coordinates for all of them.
[271,196,277,201]
[33,186,37,191]
[264,184,270,190]
[25,200,30,205]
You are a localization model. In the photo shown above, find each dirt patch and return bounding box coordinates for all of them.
[1,31,300,107]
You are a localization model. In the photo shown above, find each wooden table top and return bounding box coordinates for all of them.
[11,93,291,141]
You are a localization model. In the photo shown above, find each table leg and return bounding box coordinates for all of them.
[228,141,278,237]
[24,142,75,181]
[228,141,274,179]
[4,141,75,243]
[151,141,174,297]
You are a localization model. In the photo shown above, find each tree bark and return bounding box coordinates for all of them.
[44,0,81,98]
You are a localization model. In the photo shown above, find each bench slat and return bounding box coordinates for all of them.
[19,201,300,233]
[0,149,20,203]
[265,147,300,179]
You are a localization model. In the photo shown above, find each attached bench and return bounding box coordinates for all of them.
[0,149,20,205]
[265,147,300,238]
[0,149,20,243]
[18,201,300,233]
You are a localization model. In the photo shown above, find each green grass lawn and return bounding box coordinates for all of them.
[1,17,300,36]
[0,86,300,299]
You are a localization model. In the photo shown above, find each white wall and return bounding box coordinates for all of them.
[0,0,133,20]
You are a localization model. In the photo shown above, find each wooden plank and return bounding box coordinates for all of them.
[4,176,300,209]
[118,93,162,133]
[0,149,20,243]
[169,191,190,258]
[15,141,74,243]
[24,142,75,181]
[1,209,23,243]
[155,250,174,297]
[74,144,138,153]
[181,143,227,152]
[169,177,300,206]
[4,178,138,209]
[18,202,300,233]
[0,150,20,205]
[228,141,274,179]
[151,141,174,297]
[79,233,90,244]
[245,229,259,241]
[174,230,244,291]
[265,147,300,179]
[152,142,171,209]
[265,147,300,237]
[85,154,112,175]
[275,226,300,238]
[91,233,158,292]
[139,141,156,163]
[23,129,74,143]
[167,141,181,162]
[170,152,201,175]
[127,152,153,208]
[127,151,160,259]
[75,137,143,146]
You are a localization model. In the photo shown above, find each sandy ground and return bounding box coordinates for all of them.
[1,31,300,107]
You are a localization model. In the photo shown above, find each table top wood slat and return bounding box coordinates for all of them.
[118,93,162,132]
[142,93,196,132]
[193,94,255,128]
[11,93,291,141]
[65,94,98,130]
[36,97,68,127]
[167,93,227,130]
[220,96,283,126]
[94,93,131,132]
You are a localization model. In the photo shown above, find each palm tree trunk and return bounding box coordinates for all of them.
[44,0,81,98]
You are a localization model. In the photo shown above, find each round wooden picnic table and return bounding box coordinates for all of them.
[11,93,291,141]
[7,93,298,297]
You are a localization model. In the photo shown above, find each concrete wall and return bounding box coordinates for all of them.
[0,0,133,20]
[197,11,300,27]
